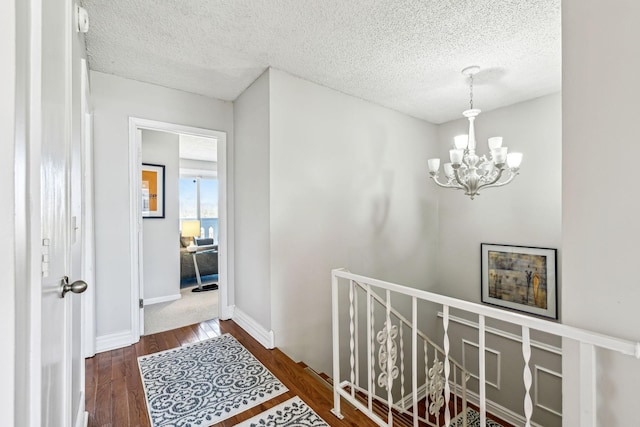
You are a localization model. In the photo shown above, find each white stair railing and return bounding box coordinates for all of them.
[331,271,470,427]
[331,268,640,427]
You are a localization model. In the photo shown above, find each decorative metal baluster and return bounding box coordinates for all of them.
[428,349,445,419]
[443,305,451,426]
[411,297,418,427]
[354,285,360,389]
[400,323,405,410]
[385,290,393,424]
[424,341,429,418]
[370,290,375,410]
[479,315,486,426]
[349,280,356,398]
[522,326,533,427]
[453,367,458,424]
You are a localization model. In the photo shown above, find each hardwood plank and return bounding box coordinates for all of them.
[123,345,148,426]
[92,351,113,426]
[110,349,129,425]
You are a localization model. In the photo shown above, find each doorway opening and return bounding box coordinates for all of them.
[128,118,232,340]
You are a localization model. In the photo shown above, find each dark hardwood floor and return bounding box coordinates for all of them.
[85,319,380,427]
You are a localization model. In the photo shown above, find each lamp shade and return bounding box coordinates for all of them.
[181,220,201,238]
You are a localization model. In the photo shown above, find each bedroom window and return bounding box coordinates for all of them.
[179,176,218,242]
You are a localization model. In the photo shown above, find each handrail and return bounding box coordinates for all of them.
[333,268,640,358]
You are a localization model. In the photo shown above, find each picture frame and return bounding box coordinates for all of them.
[481,243,557,319]
[141,163,165,218]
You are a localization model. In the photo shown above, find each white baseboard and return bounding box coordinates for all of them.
[232,307,275,349]
[144,293,181,306]
[96,330,136,353]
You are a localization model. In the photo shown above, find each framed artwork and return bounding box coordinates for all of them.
[141,163,165,218]
[481,243,557,319]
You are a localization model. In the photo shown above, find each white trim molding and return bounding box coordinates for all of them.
[461,339,502,390]
[144,294,181,306]
[128,117,232,343]
[534,365,563,417]
[232,307,275,349]
[96,330,137,354]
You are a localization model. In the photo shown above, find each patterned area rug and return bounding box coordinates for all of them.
[138,334,288,427]
[234,396,329,427]
[452,407,505,427]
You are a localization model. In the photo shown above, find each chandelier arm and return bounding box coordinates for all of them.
[429,175,465,190]
[478,169,520,192]
[452,168,471,193]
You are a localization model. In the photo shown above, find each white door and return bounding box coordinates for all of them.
[40,0,87,425]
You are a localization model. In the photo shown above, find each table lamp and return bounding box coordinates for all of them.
[181,220,201,247]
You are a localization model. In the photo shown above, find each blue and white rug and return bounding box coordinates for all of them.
[452,407,505,427]
[138,334,288,427]
[234,396,329,427]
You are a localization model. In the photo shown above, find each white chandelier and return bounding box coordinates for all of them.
[427,66,522,200]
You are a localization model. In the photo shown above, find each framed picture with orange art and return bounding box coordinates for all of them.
[141,163,165,218]
[481,243,558,319]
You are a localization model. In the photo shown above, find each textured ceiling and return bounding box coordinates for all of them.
[82,0,561,124]
[179,134,217,162]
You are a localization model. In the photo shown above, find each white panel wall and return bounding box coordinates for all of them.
[233,70,272,329]
[435,93,562,301]
[91,71,233,339]
[562,1,640,425]
[268,69,439,375]
[141,130,180,301]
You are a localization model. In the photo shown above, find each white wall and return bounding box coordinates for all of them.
[91,71,233,341]
[142,130,180,301]
[1,1,16,423]
[562,1,640,425]
[268,69,440,375]
[233,69,272,329]
[435,93,562,301]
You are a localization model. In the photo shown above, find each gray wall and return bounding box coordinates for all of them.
[562,1,640,425]
[268,69,440,375]
[141,130,180,301]
[233,69,272,330]
[91,71,233,341]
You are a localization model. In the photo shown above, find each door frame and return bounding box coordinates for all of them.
[128,117,233,340]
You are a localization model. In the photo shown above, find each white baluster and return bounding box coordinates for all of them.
[479,315,486,426]
[354,286,360,388]
[522,326,533,426]
[412,297,418,427]
[370,289,375,411]
[200,226,204,238]
[443,305,451,427]
[330,270,343,419]
[400,324,405,410]
[349,280,355,398]
[208,226,213,239]
[424,341,429,417]
[385,290,393,425]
